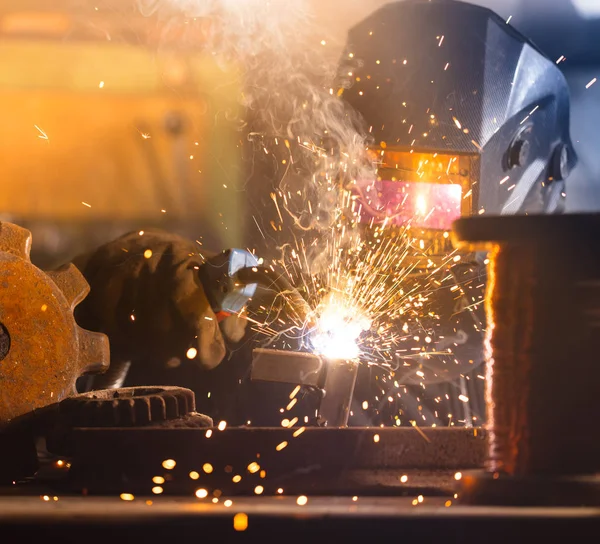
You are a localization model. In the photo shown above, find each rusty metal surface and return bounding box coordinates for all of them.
[0,221,109,424]
[57,386,198,428]
[48,427,486,495]
[453,213,600,504]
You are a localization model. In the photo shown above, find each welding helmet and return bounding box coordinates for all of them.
[340,0,576,247]
[338,0,576,386]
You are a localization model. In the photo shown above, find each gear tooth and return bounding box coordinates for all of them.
[77,328,110,375]
[47,264,90,309]
[0,222,32,260]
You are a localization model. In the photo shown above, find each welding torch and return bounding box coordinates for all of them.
[198,249,312,327]
[199,250,357,427]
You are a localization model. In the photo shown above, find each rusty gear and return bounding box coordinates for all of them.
[0,222,109,424]
[57,386,202,427]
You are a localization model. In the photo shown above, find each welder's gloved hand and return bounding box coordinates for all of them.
[72,229,247,388]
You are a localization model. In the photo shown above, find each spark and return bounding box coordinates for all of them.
[410,421,432,443]
[233,513,248,531]
[170,0,484,431]
[586,78,597,89]
[162,459,176,470]
[34,125,48,140]
[195,489,208,499]
[297,495,308,506]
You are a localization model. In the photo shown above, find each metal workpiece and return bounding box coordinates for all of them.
[251,349,358,427]
[0,496,598,544]
[48,427,486,496]
[452,213,600,505]
[0,222,109,424]
[318,359,359,427]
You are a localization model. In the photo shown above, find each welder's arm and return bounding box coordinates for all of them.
[72,230,248,389]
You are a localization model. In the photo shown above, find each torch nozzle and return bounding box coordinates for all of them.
[236,266,313,327]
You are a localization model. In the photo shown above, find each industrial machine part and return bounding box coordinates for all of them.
[44,386,212,458]
[452,213,600,506]
[338,0,577,383]
[57,386,202,428]
[47,426,484,497]
[251,348,358,427]
[0,221,109,424]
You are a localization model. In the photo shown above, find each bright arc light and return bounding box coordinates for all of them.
[310,299,371,360]
[415,194,428,216]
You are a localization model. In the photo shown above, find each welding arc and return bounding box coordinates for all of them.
[236,267,313,327]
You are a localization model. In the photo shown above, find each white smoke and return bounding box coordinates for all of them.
[138,0,374,271]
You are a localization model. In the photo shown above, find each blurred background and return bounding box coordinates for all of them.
[1,0,599,268]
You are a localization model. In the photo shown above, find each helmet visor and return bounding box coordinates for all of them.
[353,150,477,231]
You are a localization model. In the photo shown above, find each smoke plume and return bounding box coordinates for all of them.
[137,0,374,271]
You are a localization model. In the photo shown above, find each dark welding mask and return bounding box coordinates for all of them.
[340,0,576,259]
[338,0,577,385]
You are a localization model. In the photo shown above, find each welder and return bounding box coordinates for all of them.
[73,0,577,428]
[338,0,577,425]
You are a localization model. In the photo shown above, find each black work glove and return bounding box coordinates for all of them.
[73,229,247,388]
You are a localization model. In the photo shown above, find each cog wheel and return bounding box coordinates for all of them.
[58,386,201,427]
[0,222,109,424]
